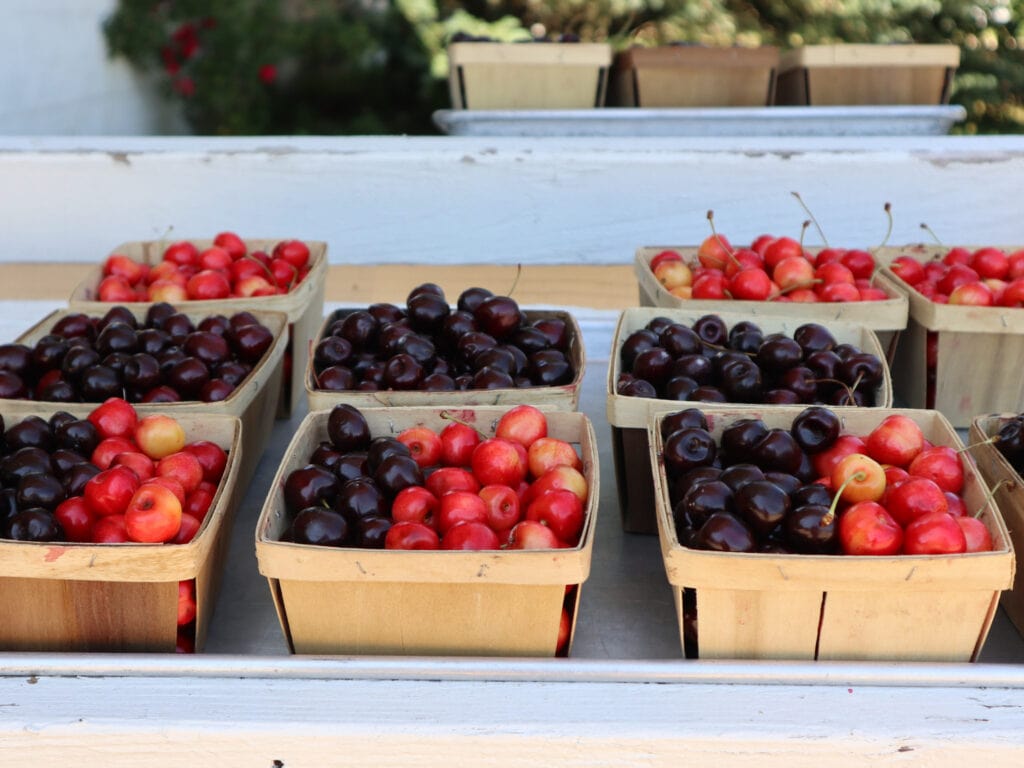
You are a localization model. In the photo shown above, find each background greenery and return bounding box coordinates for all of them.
[104,0,1024,135]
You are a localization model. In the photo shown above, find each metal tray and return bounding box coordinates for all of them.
[433,105,966,137]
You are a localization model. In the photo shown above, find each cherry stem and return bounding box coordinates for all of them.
[957,435,998,455]
[506,263,523,298]
[439,410,488,440]
[877,202,893,249]
[822,471,866,526]
[798,220,811,251]
[244,252,277,286]
[156,224,174,256]
[771,278,823,298]
[827,371,865,406]
[973,479,1010,520]
[919,221,945,248]
[698,338,755,357]
[791,192,830,248]
[706,210,742,268]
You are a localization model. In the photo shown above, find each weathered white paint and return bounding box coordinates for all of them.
[0,0,186,135]
[1,136,1023,266]
[2,667,1024,765]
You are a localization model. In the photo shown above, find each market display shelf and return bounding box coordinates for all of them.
[0,302,1018,664]
[4,299,1024,764]
[432,105,966,137]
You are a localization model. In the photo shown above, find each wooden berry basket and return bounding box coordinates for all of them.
[651,405,1014,662]
[969,414,1024,638]
[12,307,287,488]
[609,45,779,108]
[634,245,910,358]
[255,406,599,656]
[876,244,1024,427]
[305,308,586,412]
[68,238,327,417]
[775,44,960,106]
[0,405,241,653]
[608,307,893,534]
[448,41,612,110]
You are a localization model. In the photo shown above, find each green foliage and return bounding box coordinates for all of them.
[104,0,446,135]
[106,0,1024,134]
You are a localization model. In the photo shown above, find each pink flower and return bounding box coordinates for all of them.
[258,64,277,84]
[172,23,199,59]
[173,77,195,97]
[160,45,180,75]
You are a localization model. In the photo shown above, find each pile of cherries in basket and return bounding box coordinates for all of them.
[663,405,991,557]
[312,284,574,393]
[618,315,883,406]
[0,303,274,404]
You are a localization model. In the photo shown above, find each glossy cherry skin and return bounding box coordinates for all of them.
[663,427,717,475]
[790,406,841,454]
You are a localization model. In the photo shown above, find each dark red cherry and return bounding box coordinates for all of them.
[790,406,841,454]
[474,296,523,340]
[327,404,371,452]
[335,478,387,522]
[660,408,708,438]
[663,427,716,476]
[284,465,341,516]
[721,418,769,462]
[694,511,756,552]
[292,507,350,547]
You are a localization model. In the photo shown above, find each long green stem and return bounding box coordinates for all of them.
[821,470,866,526]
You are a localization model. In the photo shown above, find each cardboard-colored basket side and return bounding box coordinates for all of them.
[775,45,959,106]
[970,414,1024,638]
[306,308,586,412]
[634,246,910,334]
[610,46,778,108]
[0,410,242,652]
[68,239,327,417]
[447,42,612,110]
[255,407,598,656]
[13,306,288,488]
[874,244,1024,426]
[650,405,1014,661]
[606,307,893,534]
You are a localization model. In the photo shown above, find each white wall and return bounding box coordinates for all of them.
[1,135,1023,265]
[0,0,186,135]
